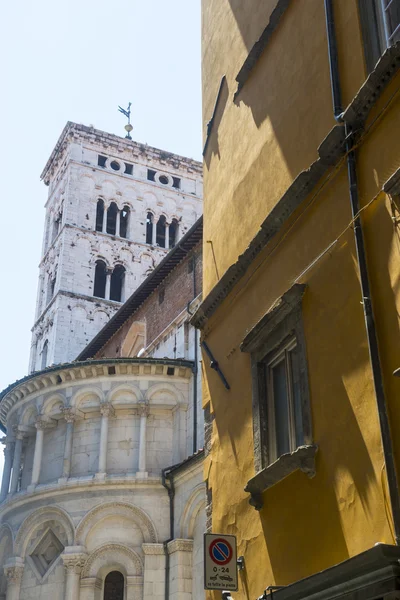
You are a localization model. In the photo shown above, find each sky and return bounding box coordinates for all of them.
[0,1,202,471]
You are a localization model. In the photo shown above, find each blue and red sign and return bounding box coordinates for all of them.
[209,538,233,565]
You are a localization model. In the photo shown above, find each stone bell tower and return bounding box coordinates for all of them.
[29,122,203,371]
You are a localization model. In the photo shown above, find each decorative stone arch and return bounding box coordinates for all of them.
[75,502,158,546]
[15,506,75,558]
[145,382,186,408]
[99,178,119,200]
[42,393,66,418]
[89,254,111,269]
[0,523,14,550]
[71,386,104,410]
[81,543,143,578]
[179,484,206,539]
[20,404,39,427]
[107,384,144,405]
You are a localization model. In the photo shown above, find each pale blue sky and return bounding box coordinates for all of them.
[0,1,202,475]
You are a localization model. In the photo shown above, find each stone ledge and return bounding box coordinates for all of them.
[245,444,318,510]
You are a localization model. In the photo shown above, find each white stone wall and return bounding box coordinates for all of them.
[30,124,203,370]
[0,361,205,600]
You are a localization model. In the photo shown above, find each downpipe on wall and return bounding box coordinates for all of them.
[162,467,175,600]
[324,0,400,544]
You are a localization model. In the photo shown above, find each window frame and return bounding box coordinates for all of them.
[265,336,303,463]
[359,0,400,73]
[241,284,313,472]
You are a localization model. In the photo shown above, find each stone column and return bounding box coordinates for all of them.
[9,431,24,495]
[96,404,114,479]
[62,548,87,600]
[105,270,112,300]
[152,219,157,245]
[102,207,107,233]
[30,419,47,488]
[0,439,13,501]
[142,544,165,600]
[165,224,170,249]
[137,405,149,478]
[167,539,194,600]
[80,577,102,600]
[4,558,24,600]
[116,210,121,237]
[60,409,75,481]
[126,576,143,600]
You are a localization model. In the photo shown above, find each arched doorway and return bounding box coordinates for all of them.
[104,571,124,600]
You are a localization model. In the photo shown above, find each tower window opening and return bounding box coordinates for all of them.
[172,176,181,189]
[104,571,124,600]
[120,205,130,239]
[94,260,107,298]
[47,271,57,304]
[159,175,169,185]
[146,213,153,244]
[169,218,179,248]
[110,265,125,302]
[156,215,167,247]
[147,169,156,182]
[106,202,118,235]
[98,155,107,167]
[110,160,121,171]
[41,340,48,370]
[124,162,133,175]
[96,199,105,232]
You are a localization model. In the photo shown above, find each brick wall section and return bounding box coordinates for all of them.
[96,244,203,358]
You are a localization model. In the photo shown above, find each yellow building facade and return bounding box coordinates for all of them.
[194,1,400,599]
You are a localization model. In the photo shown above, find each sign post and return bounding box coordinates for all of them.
[204,533,238,591]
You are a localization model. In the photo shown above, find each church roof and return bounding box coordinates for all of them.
[77,216,203,361]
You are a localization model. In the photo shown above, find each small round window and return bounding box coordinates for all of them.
[159,175,169,185]
[110,161,121,171]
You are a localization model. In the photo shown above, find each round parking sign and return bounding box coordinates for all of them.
[209,538,233,565]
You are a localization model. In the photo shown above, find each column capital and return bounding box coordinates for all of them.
[12,427,24,441]
[138,404,149,418]
[61,547,87,574]
[167,539,194,554]
[62,408,76,424]
[35,418,53,431]
[100,403,115,418]
[142,543,165,555]
[4,558,24,584]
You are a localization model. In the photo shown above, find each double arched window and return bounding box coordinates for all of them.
[145,214,179,249]
[93,260,126,303]
[95,199,130,239]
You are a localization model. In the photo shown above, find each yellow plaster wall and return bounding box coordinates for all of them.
[201,0,400,597]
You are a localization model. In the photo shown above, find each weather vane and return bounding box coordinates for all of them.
[118,102,133,139]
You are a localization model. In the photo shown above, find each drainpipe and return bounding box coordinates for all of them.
[192,254,198,454]
[162,467,175,600]
[324,0,400,544]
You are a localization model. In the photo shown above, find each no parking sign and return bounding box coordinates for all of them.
[204,533,238,591]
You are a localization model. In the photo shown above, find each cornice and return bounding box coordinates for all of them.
[0,358,194,427]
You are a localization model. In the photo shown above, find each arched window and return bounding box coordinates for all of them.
[41,340,48,370]
[96,199,105,232]
[104,571,124,600]
[120,205,130,239]
[146,212,153,244]
[156,215,166,247]
[110,265,125,302]
[169,218,179,248]
[106,202,118,235]
[93,260,107,298]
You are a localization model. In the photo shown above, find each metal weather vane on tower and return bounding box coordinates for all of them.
[118,102,133,139]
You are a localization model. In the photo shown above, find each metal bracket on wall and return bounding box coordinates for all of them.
[201,341,231,390]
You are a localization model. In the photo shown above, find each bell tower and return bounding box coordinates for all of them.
[30,122,203,371]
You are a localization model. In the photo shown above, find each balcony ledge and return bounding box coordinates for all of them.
[245,444,318,510]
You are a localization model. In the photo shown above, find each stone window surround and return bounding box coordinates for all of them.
[240,283,316,510]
